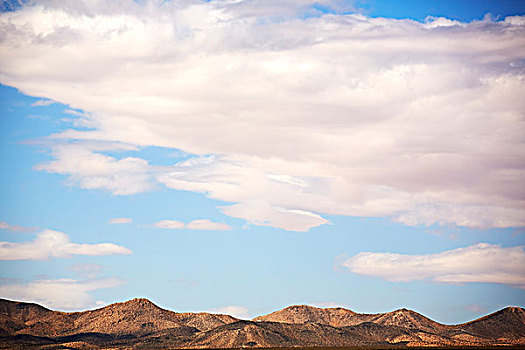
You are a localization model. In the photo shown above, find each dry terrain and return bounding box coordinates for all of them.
[0,298,524,349]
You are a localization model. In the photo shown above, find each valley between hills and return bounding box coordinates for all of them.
[0,298,524,349]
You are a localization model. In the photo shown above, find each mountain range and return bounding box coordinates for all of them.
[0,298,524,349]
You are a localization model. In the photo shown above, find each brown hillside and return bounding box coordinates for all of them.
[1,298,524,349]
[449,306,525,343]
[253,304,445,332]
[67,298,187,335]
[253,305,362,327]
[369,308,447,333]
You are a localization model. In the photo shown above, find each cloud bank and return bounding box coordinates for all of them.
[342,243,525,289]
[0,278,123,310]
[1,1,524,231]
[0,229,131,260]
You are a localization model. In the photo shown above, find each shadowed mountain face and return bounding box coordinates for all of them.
[0,298,524,349]
[452,306,525,342]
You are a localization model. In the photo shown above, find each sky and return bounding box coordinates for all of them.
[0,0,524,324]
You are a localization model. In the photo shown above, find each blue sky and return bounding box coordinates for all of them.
[359,0,525,21]
[1,0,524,324]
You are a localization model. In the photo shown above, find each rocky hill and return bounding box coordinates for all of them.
[253,305,445,333]
[0,298,524,349]
[253,305,361,327]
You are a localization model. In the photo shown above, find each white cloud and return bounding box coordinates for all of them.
[30,99,55,106]
[341,243,525,289]
[154,219,231,231]
[35,143,153,195]
[109,217,132,224]
[210,305,250,319]
[154,220,185,229]
[186,219,231,231]
[0,278,123,311]
[0,221,36,232]
[1,2,525,231]
[158,156,331,231]
[0,229,131,260]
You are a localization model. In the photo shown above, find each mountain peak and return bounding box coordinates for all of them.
[253,304,358,327]
[97,297,161,312]
[284,304,321,311]
[122,298,156,307]
[502,306,525,314]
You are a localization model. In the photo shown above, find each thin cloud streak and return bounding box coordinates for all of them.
[154,219,231,231]
[154,220,185,229]
[109,218,133,224]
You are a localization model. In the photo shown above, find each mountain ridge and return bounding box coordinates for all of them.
[0,298,523,349]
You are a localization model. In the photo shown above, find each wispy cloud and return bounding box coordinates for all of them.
[310,302,349,309]
[1,2,524,231]
[0,229,131,260]
[341,244,525,289]
[154,220,185,229]
[186,219,231,231]
[465,304,488,314]
[0,221,37,233]
[0,278,123,311]
[154,219,231,231]
[70,263,103,279]
[210,305,250,319]
[30,99,54,107]
[109,217,133,224]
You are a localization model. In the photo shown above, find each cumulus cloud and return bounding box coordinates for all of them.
[0,229,131,260]
[210,305,251,319]
[341,243,525,289]
[109,217,133,224]
[1,1,524,231]
[0,278,123,311]
[154,219,231,231]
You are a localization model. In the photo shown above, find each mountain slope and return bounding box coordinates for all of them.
[253,305,362,327]
[172,312,239,332]
[448,306,525,343]
[369,308,446,333]
[67,298,189,335]
[1,298,524,349]
[0,299,72,337]
[0,298,239,337]
[185,320,382,348]
[253,304,445,332]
